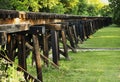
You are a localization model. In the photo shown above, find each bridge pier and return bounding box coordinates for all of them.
[32,34,43,82]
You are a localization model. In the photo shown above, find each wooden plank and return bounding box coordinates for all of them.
[32,34,43,82]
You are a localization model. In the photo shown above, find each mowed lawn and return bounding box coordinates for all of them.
[37,24,120,82]
[43,51,120,82]
[80,24,120,48]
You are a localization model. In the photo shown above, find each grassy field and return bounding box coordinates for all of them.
[80,24,120,48]
[28,24,120,82]
[43,51,120,82]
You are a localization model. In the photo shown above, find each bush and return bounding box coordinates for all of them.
[0,58,25,82]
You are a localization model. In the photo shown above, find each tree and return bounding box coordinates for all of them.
[77,0,88,15]
[10,0,28,11]
[87,4,98,16]
[0,0,13,10]
[0,0,113,17]
[109,0,120,25]
[60,0,79,14]
[50,2,66,14]
[99,5,112,16]
[39,0,59,12]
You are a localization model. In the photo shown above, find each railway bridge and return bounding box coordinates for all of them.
[0,9,112,82]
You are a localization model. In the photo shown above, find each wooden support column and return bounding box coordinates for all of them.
[61,29,69,60]
[17,33,27,79]
[7,34,14,61]
[67,26,75,48]
[0,31,7,45]
[43,34,49,66]
[57,32,60,60]
[82,23,86,40]
[51,30,59,65]
[32,34,43,82]
[72,25,78,45]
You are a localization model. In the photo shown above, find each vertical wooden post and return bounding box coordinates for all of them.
[61,29,69,60]
[21,34,27,79]
[67,26,75,48]
[51,30,59,65]
[43,34,49,66]
[82,22,86,40]
[57,32,60,60]
[17,34,27,79]
[72,25,78,45]
[32,34,43,82]
[7,34,14,61]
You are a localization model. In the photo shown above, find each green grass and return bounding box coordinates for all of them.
[27,24,120,82]
[80,24,120,48]
[43,51,120,82]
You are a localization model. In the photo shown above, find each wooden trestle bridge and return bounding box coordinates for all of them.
[0,9,112,82]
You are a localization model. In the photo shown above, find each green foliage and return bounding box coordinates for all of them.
[28,0,40,12]
[0,59,25,82]
[109,0,120,25]
[39,0,59,12]
[0,0,112,16]
[10,0,28,11]
[50,2,66,14]
[39,0,59,9]
[87,4,99,16]
[0,0,13,9]
[77,0,88,15]
[99,5,112,16]
[59,0,79,14]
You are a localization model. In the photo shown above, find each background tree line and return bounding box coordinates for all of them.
[0,0,111,16]
[0,0,119,25]
[109,0,120,25]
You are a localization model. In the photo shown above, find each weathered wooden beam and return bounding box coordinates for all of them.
[31,24,62,31]
[21,34,27,79]
[67,25,76,48]
[32,34,43,82]
[43,34,49,66]
[6,34,14,61]
[67,44,77,53]
[51,30,59,65]
[17,33,27,79]
[61,29,69,60]
[72,25,78,45]
[0,24,29,33]
[25,42,59,69]
[0,9,19,18]
[0,31,7,45]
